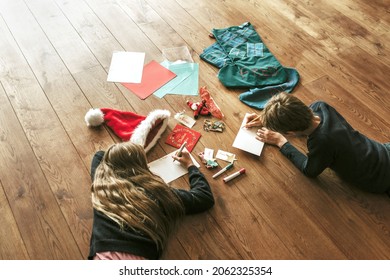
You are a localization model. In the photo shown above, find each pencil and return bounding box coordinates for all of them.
[245,115,261,126]
[173,141,187,162]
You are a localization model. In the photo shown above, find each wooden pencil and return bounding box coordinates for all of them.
[246,115,261,126]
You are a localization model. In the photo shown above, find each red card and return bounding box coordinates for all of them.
[165,124,201,152]
[122,60,176,99]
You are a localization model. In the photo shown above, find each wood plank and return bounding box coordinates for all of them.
[337,46,390,93]
[0,53,81,259]
[161,237,190,260]
[116,0,184,48]
[0,0,93,259]
[257,144,390,259]
[301,47,390,121]
[54,0,125,69]
[325,0,390,34]
[303,75,390,141]
[83,0,162,63]
[4,1,115,166]
[173,214,245,259]
[232,148,348,259]
[351,30,390,67]
[0,127,29,259]
[142,0,217,55]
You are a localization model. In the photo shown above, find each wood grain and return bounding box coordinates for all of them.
[0,0,388,259]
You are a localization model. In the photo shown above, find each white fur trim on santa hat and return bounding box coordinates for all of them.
[130,109,170,153]
[85,108,104,127]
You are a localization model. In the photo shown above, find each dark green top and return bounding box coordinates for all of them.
[280,101,390,193]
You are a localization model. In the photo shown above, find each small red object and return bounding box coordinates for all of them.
[186,100,211,119]
[199,86,224,119]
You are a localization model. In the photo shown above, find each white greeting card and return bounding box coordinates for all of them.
[148,148,200,184]
[107,51,145,83]
[232,113,264,156]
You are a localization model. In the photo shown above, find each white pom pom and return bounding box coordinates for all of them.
[85,108,104,127]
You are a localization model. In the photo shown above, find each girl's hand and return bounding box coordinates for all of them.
[172,150,194,169]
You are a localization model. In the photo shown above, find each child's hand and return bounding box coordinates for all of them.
[256,127,288,148]
[172,150,194,169]
[243,113,262,128]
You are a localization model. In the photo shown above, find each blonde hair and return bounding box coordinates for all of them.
[261,93,313,133]
[91,142,184,251]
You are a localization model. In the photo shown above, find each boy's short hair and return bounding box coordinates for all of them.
[261,93,313,133]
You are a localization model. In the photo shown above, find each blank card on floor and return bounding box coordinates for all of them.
[232,113,264,156]
[107,51,145,83]
[148,148,200,184]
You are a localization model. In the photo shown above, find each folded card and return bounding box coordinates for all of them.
[165,124,201,152]
[232,113,264,156]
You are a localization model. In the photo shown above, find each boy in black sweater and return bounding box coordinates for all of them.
[244,93,390,193]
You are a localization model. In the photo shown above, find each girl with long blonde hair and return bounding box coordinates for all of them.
[88,142,214,260]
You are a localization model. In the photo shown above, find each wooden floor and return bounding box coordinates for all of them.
[0,0,389,260]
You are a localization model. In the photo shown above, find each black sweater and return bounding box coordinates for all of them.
[88,166,214,259]
[280,101,390,193]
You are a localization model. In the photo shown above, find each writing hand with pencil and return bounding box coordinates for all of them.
[172,150,194,169]
[243,113,262,128]
[172,142,194,169]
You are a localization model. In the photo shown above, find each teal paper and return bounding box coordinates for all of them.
[154,62,199,98]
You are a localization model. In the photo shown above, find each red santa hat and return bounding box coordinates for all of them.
[85,108,170,153]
